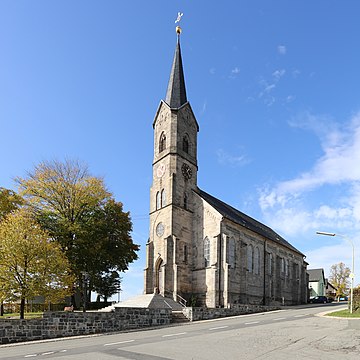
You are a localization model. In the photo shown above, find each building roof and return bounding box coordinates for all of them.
[165,35,187,109]
[307,268,325,282]
[197,188,304,256]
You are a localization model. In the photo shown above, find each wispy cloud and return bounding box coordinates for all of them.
[229,67,240,79]
[257,69,286,106]
[278,45,287,55]
[209,67,216,75]
[258,111,360,236]
[216,148,250,167]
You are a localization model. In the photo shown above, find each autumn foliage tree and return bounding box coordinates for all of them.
[329,262,350,299]
[17,159,139,304]
[0,209,74,319]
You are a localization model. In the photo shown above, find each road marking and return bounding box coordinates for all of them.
[104,340,135,346]
[60,350,67,352]
[41,352,55,355]
[24,356,37,358]
[162,332,186,338]
[244,321,259,325]
[209,326,228,330]
[273,318,286,321]
[294,314,306,318]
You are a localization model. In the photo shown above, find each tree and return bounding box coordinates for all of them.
[93,271,121,302]
[16,159,139,304]
[329,262,350,299]
[0,187,24,221]
[0,209,74,319]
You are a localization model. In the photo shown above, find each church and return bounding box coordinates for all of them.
[144,25,308,308]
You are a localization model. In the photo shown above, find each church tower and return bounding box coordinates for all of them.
[144,25,199,303]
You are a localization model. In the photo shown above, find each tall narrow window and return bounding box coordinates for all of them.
[161,189,166,207]
[184,192,188,210]
[184,244,188,264]
[268,253,273,275]
[204,237,210,267]
[247,245,253,272]
[228,238,235,268]
[254,247,260,275]
[281,258,285,274]
[183,136,189,154]
[285,259,290,277]
[159,132,166,153]
[156,191,161,210]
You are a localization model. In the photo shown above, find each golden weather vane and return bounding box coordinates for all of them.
[175,12,183,35]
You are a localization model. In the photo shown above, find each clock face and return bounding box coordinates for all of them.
[181,163,192,180]
[156,163,166,178]
[156,222,164,237]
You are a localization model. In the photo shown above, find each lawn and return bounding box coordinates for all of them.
[0,312,43,319]
[326,309,360,318]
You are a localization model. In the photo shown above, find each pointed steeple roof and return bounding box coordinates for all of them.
[165,34,187,109]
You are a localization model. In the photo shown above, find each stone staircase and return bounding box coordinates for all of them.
[171,310,190,324]
[97,293,184,312]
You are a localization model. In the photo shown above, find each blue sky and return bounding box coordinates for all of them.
[1,1,360,300]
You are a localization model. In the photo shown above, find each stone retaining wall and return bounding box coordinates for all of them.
[0,307,171,344]
[183,304,280,321]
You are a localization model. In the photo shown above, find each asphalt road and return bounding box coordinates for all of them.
[1,303,359,360]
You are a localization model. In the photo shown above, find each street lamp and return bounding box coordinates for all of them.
[316,231,355,314]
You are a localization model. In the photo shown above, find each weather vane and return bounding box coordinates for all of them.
[175,12,183,35]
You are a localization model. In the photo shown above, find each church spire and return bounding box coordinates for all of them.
[165,24,187,109]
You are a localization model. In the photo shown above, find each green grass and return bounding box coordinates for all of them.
[0,312,43,319]
[326,309,360,318]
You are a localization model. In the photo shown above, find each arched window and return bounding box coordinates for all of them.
[159,132,166,153]
[228,238,235,268]
[247,245,253,272]
[161,189,166,207]
[204,237,210,267]
[268,253,273,275]
[183,136,189,154]
[281,258,285,274]
[254,247,260,275]
[184,192,188,210]
[156,191,161,210]
[285,259,290,277]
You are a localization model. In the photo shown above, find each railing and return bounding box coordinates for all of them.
[176,294,187,308]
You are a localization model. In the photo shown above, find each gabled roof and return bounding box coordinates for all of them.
[197,188,304,256]
[165,36,187,109]
[307,268,325,282]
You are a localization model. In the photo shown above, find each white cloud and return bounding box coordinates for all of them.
[229,67,240,79]
[216,148,250,167]
[272,69,285,80]
[209,67,216,75]
[258,111,360,249]
[278,45,287,55]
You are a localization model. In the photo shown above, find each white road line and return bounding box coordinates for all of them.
[209,326,229,331]
[24,355,37,358]
[244,321,259,325]
[60,350,67,352]
[162,332,186,338]
[104,340,135,346]
[273,318,286,321]
[294,314,306,317]
[41,352,55,355]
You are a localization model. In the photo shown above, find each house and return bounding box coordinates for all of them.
[307,268,326,297]
[325,278,337,299]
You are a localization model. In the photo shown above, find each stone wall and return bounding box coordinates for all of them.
[0,307,171,345]
[182,304,280,321]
